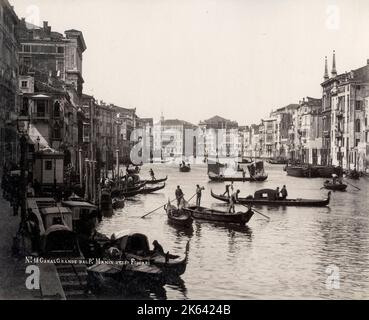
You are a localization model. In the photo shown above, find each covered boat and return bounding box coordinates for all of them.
[165,202,193,227]
[211,189,331,207]
[183,206,254,225]
[109,232,190,277]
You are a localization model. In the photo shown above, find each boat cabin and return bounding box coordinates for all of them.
[40,206,73,231]
[253,189,277,200]
[112,233,151,256]
[61,200,99,233]
[43,225,81,257]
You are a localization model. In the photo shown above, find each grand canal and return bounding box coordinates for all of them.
[97,162,369,300]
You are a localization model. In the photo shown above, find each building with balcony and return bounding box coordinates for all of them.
[322,52,369,170]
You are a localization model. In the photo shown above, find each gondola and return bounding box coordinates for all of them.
[179,164,191,172]
[139,183,166,194]
[111,181,146,197]
[208,174,268,182]
[267,159,287,165]
[183,206,254,225]
[164,203,193,227]
[109,232,190,277]
[112,197,125,209]
[210,189,331,207]
[323,181,347,191]
[143,176,168,184]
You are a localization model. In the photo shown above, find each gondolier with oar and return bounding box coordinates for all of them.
[149,168,156,181]
[228,189,240,213]
[196,184,205,207]
[175,186,184,209]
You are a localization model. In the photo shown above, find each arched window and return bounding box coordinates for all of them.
[355,119,361,132]
[54,101,60,118]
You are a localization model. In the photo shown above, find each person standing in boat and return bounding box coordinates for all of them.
[223,184,231,197]
[153,240,165,256]
[149,168,156,181]
[196,185,205,207]
[280,185,288,200]
[175,186,184,208]
[228,190,240,213]
[275,187,280,200]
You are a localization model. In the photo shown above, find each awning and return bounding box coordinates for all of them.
[27,124,53,151]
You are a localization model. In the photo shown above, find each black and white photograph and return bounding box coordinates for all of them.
[0,0,369,304]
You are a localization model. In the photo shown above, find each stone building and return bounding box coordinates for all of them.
[17,19,87,168]
[0,0,18,167]
[321,52,369,171]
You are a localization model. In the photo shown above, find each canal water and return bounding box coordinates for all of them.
[97,162,369,300]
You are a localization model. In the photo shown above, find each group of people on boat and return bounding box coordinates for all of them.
[174,184,205,209]
[275,185,288,200]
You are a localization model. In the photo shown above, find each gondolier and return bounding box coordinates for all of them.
[196,185,205,207]
[149,168,156,181]
[175,186,184,208]
[228,190,240,213]
[223,184,231,197]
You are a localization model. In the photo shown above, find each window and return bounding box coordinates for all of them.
[53,101,61,118]
[36,100,48,117]
[57,46,64,54]
[45,160,52,170]
[355,119,361,132]
[53,126,61,140]
[23,45,31,52]
[355,101,362,111]
[21,80,28,88]
[356,139,360,147]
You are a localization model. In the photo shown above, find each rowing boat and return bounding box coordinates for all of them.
[183,206,254,225]
[323,181,347,191]
[210,189,331,207]
[165,203,193,227]
[179,164,191,172]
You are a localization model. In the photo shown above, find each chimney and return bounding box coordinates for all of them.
[323,56,329,81]
[331,50,337,77]
[43,21,48,30]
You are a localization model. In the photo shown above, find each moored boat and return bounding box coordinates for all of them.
[323,181,347,191]
[183,206,254,225]
[139,183,166,194]
[211,189,331,207]
[165,203,193,227]
[112,197,125,209]
[143,176,168,184]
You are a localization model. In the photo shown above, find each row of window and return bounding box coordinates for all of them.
[21,44,64,54]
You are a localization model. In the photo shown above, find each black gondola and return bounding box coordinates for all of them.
[165,203,193,227]
[179,164,191,172]
[183,206,254,225]
[323,181,347,191]
[143,176,168,184]
[211,189,331,207]
[139,183,166,194]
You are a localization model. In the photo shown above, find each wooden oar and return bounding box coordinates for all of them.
[141,192,197,219]
[343,179,361,191]
[240,203,270,220]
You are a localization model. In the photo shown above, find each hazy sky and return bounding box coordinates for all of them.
[11,0,369,125]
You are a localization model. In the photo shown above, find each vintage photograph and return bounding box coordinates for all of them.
[0,0,368,301]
